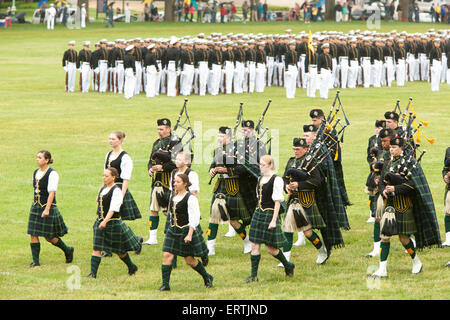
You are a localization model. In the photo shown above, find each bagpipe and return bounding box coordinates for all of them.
[286,91,350,183]
[396,97,434,146]
[255,99,273,155]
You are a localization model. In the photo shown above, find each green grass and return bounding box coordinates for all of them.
[0,21,449,300]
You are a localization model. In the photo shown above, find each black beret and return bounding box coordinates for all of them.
[293,137,308,147]
[241,120,255,128]
[303,124,318,133]
[445,157,450,167]
[379,128,394,139]
[157,118,171,127]
[390,136,404,147]
[375,120,386,128]
[219,126,231,134]
[309,108,325,119]
[384,111,399,121]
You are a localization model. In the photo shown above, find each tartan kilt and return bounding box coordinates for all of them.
[395,208,417,235]
[163,225,209,258]
[27,204,68,238]
[210,191,251,226]
[249,208,287,248]
[93,219,142,254]
[150,185,171,212]
[283,201,326,232]
[117,185,141,220]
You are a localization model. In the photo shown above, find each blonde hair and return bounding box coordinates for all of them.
[111,130,126,140]
[260,154,275,171]
[177,151,192,166]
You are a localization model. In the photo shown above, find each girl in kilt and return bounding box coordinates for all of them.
[28,150,74,267]
[102,130,142,257]
[159,174,212,291]
[86,168,142,278]
[246,155,295,283]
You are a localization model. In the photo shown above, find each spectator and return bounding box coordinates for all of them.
[390,1,395,21]
[312,4,317,22]
[106,4,114,28]
[144,3,150,22]
[197,1,203,23]
[256,1,261,21]
[242,1,249,23]
[190,4,195,22]
[414,3,420,22]
[263,1,268,21]
[184,2,189,21]
[408,3,413,22]
[342,2,348,21]
[335,1,343,22]
[211,1,217,23]
[116,7,121,15]
[251,0,257,22]
[231,2,236,21]
[4,7,12,28]
[435,3,440,22]
[204,3,211,23]
[294,2,300,21]
[304,1,311,24]
[176,1,183,21]
[441,4,446,23]
[39,2,46,24]
[347,0,353,21]
[317,2,325,21]
[396,2,402,21]
[220,4,226,23]
[125,2,131,23]
[62,3,68,25]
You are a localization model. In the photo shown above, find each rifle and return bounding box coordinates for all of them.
[255,99,272,135]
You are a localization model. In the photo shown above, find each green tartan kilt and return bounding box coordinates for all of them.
[93,219,142,254]
[27,204,68,238]
[116,185,142,221]
[249,208,287,248]
[162,225,209,258]
[395,208,417,235]
[304,203,326,229]
[210,192,251,226]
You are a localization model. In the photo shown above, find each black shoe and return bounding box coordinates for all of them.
[204,274,214,288]
[285,262,295,277]
[86,272,96,279]
[245,276,258,283]
[158,284,170,291]
[135,237,143,255]
[29,262,40,268]
[65,246,74,263]
[102,251,112,258]
[128,265,138,276]
[201,255,209,267]
[445,262,450,268]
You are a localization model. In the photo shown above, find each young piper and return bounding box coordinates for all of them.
[28,150,74,267]
[87,168,141,278]
[246,155,294,283]
[159,174,212,291]
[102,131,142,257]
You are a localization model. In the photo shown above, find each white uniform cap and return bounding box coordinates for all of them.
[68,40,76,45]
[148,43,155,49]
[126,45,134,51]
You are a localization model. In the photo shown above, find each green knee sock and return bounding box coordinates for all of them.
[207,223,219,240]
[250,254,261,277]
[273,250,290,268]
[192,260,210,280]
[172,255,177,269]
[380,242,390,262]
[283,232,293,252]
[403,239,416,259]
[30,243,40,264]
[90,256,101,276]
[445,215,450,233]
[306,231,323,249]
[373,221,381,242]
[149,216,160,231]
[53,238,69,253]
[120,253,136,270]
[161,264,172,286]
[234,224,247,240]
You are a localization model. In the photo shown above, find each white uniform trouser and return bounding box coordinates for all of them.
[220,68,225,94]
[233,61,243,94]
[299,54,306,88]
[266,57,274,87]
[224,61,234,94]
[134,61,142,94]
[210,64,222,96]
[396,59,406,87]
[47,16,55,30]
[331,57,338,88]
[98,60,108,93]
[108,67,114,92]
[272,59,279,86]
[306,65,318,98]
[142,63,147,94]
[248,61,256,93]
[81,9,86,28]
[361,57,371,88]
[372,60,382,88]
[319,68,331,99]
[406,53,415,82]
[193,68,199,94]
[80,62,91,93]
[430,59,441,92]
[198,61,208,96]
[278,56,285,86]
[339,57,348,89]
[65,62,76,92]
[242,64,249,93]
[160,67,167,94]
[145,65,157,98]
[419,53,428,81]
[347,60,359,89]
[285,65,298,99]
[155,61,162,96]
[255,63,266,93]
[441,53,447,83]
[167,61,177,97]
[124,68,135,99]
[116,62,124,94]
[384,57,394,87]
[181,64,194,96]
[125,10,131,23]
[413,57,420,81]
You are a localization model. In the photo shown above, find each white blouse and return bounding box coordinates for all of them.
[100,186,123,213]
[105,152,133,181]
[258,175,285,202]
[169,170,200,194]
[34,169,59,193]
[172,193,200,228]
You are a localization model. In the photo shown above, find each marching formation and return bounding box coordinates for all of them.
[27,95,448,291]
[62,28,450,100]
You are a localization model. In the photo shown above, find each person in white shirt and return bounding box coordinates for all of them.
[81,3,87,28]
[47,3,56,30]
[125,3,131,23]
[86,167,142,278]
[27,150,74,268]
[158,174,213,291]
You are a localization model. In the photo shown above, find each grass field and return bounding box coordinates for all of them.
[0,20,449,300]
